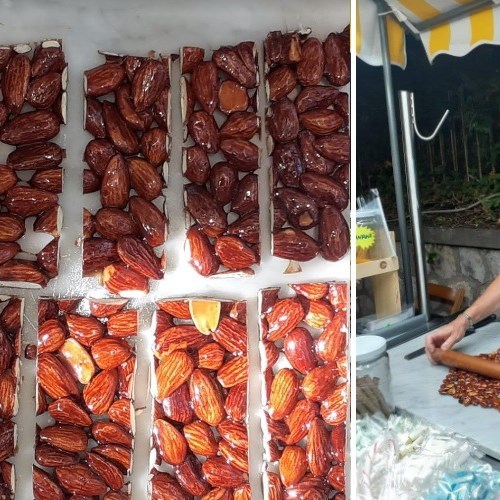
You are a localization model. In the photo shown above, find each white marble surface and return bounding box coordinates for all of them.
[0,1,351,498]
[389,322,500,460]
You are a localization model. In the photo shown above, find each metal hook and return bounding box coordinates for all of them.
[410,93,449,141]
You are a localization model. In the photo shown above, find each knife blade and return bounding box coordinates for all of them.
[404,314,497,361]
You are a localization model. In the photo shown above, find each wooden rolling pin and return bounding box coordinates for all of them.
[434,349,500,380]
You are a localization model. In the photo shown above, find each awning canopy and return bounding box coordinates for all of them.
[357,0,500,67]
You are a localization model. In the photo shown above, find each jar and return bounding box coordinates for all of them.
[356,335,393,418]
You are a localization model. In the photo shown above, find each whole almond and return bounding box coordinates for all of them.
[95,208,138,240]
[230,174,258,215]
[33,465,64,500]
[153,418,188,465]
[128,196,166,247]
[108,398,133,430]
[314,133,350,163]
[102,101,139,155]
[213,316,247,355]
[215,236,258,271]
[300,171,348,210]
[227,210,259,245]
[35,444,79,468]
[213,47,256,88]
[48,396,92,427]
[151,471,190,499]
[266,298,304,341]
[198,342,225,370]
[191,61,218,114]
[107,310,138,338]
[210,162,238,205]
[220,138,259,171]
[5,186,58,217]
[27,72,61,109]
[183,145,210,185]
[186,226,219,277]
[0,214,25,242]
[190,368,226,426]
[297,37,325,86]
[117,235,163,280]
[299,109,344,135]
[86,452,124,491]
[274,187,318,230]
[183,420,219,457]
[157,299,191,319]
[29,167,63,193]
[65,313,105,346]
[40,424,88,452]
[219,111,259,140]
[84,63,126,97]
[279,446,307,487]
[185,184,227,237]
[132,59,168,112]
[32,46,65,77]
[0,259,48,286]
[267,65,297,101]
[181,46,205,74]
[284,327,317,374]
[218,80,249,114]
[7,142,64,172]
[219,439,248,473]
[153,88,170,130]
[37,352,78,399]
[100,154,130,209]
[92,444,131,473]
[0,242,20,266]
[38,318,66,354]
[175,455,210,496]
[0,371,16,420]
[320,382,347,425]
[188,110,220,153]
[324,32,350,87]
[1,110,60,145]
[217,419,248,450]
[115,83,147,131]
[217,356,248,388]
[268,368,299,420]
[295,86,339,114]
[102,262,149,297]
[155,350,195,399]
[91,420,132,447]
[272,228,320,262]
[83,237,119,275]
[202,457,246,489]
[154,325,207,356]
[2,54,31,114]
[268,98,299,144]
[161,383,194,424]
[55,464,107,496]
[127,157,162,201]
[224,383,247,422]
[84,139,115,177]
[85,97,106,137]
[83,368,118,415]
[35,206,60,237]
[302,364,338,402]
[141,127,168,166]
[298,129,336,175]
[91,337,132,370]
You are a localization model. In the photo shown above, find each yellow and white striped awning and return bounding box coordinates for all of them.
[358,0,500,67]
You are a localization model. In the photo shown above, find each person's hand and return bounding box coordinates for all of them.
[425,315,468,363]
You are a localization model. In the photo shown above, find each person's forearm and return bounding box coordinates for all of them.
[463,275,500,323]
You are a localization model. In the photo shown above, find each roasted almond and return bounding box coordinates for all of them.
[188,110,220,153]
[91,337,132,370]
[213,47,256,88]
[215,235,258,271]
[219,439,248,473]
[86,451,124,491]
[84,138,115,177]
[154,324,208,356]
[141,127,168,166]
[0,165,18,195]
[185,184,227,237]
[183,420,219,457]
[183,145,210,185]
[155,350,194,399]
[157,299,191,319]
[5,186,58,217]
[273,228,320,262]
[217,355,248,388]
[175,455,209,496]
[83,237,119,275]
[100,154,130,209]
[27,72,62,109]
[33,465,64,500]
[297,37,324,86]
[268,368,299,420]
[268,98,299,144]
[314,133,350,163]
[129,196,166,247]
[40,424,88,452]
[190,368,226,426]
[35,444,79,468]
[267,65,297,101]
[37,318,66,354]
[66,313,105,346]
[91,420,132,447]
[83,368,118,415]
[319,205,350,262]
[117,235,163,280]
[186,226,220,277]
[0,110,60,145]
[279,445,307,487]
[153,418,188,465]
[219,111,259,140]
[191,61,218,114]
[181,46,205,74]
[48,396,92,427]
[224,383,247,422]
[92,444,132,474]
[202,457,246,488]
[59,338,96,385]
[126,157,162,201]
[55,464,107,496]
[85,97,106,137]
[102,262,149,297]
[220,138,259,171]
[232,173,258,215]
[285,399,319,445]
[95,208,138,240]
[213,316,247,355]
[37,352,78,400]
[131,59,168,112]
[2,54,31,114]
[84,63,126,97]
[266,298,304,341]
[102,101,139,155]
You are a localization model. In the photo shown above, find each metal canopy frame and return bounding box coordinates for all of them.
[364,0,498,342]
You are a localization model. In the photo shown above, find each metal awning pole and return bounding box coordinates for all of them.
[375,0,414,306]
[399,91,430,321]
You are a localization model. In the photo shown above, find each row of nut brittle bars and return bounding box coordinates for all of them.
[150,298,251,497]
[260,282,348,498]
[0,40,67,287]
[265,29,350,264]
[82,52,170,296]
[0,297,23,498]
[34,298,137,499]
[181,42,261,276]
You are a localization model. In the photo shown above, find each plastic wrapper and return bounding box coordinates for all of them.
[0,40,66,288]
[0,296,23,498]
[357,412,485,500]
[149,297,250,497]
[264,29,350,271]
[259,282,349,498]
[180,41,261,277]
[425,464,500,500]
[81,51,171,296]
[34,298,137,498]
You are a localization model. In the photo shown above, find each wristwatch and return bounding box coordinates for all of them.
[461,311,474,330]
